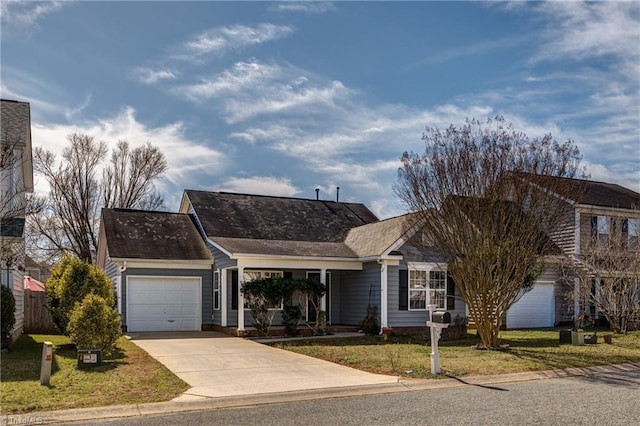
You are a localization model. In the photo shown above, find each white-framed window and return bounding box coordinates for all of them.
[597,216,610,235]
[628,218,639,250]
[243,270,284,309]
[213,270,220,310]
[243,270,284,281]
[408,263,446,310]
[429,270,446,309]
[409,269,428,310]
[591,215,610,246]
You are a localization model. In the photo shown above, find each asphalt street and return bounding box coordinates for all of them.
[70,369,640,426]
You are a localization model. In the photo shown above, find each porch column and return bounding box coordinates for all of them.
[320,268,327,313]
[221,268,227,327]
[238,266,245,331]
[573,276,580,321]
[380,261,388,329]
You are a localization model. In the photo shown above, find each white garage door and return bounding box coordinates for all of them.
[507,282,555,329]
[127,276,201,332]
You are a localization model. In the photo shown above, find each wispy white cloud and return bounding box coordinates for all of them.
[215,176,300,197]
[272,2,336,14]
[174,23,295,60]
[175,60,283,102]
[0,0,69,29]
[174,59,352,123]
[131,67,177,85]
[531,2,639,69]
[63,93,92,121]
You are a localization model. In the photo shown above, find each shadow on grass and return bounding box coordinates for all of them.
[1,335,128,382]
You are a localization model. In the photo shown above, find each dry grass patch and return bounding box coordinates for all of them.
[270,329,640,379]
[1,334,188,414]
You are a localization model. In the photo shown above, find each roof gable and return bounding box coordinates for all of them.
[345,213,422,258]
[101,208,212,261]
[185,190,379,242]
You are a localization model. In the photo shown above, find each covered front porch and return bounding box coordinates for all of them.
[211,255,396,333]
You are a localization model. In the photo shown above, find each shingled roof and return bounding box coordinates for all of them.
[101,208,212,261]
[345,213,422,258]
[185,191,379,242]
[1,99,30,148]
[521,174,640,210]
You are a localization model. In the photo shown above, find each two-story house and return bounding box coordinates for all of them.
[516,174,640,327]
[1,99,34,342]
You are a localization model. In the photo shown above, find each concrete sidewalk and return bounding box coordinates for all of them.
[127,331,399,399]
[8,362,639,425]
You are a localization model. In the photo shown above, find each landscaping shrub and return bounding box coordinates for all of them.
[46,256,115,335]
[281,304,303,336]
[242,277,326,336]
[67,294,121,355]
[360,305,380,335]
[1,284,16,346]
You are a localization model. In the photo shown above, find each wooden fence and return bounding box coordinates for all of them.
[24,290,58,334]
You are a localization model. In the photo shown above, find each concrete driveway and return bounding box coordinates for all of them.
[128,332,398,400]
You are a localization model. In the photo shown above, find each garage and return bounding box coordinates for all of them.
[507,282,555,329]
[127,276,201,332]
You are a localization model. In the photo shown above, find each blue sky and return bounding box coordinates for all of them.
[2,1,639,218]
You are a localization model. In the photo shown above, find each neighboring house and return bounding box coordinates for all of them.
[97,191,464,333]
[1,99,34,342]
[506,175,640,328]
[24,255,52,283]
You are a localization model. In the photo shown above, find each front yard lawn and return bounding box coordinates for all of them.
[1,334,188,414]
[269,328,640,379]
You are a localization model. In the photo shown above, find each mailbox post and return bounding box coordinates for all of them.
[426,305,451,375]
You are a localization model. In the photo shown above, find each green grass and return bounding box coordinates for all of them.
[269,328,640,379]
[0,334,188,414]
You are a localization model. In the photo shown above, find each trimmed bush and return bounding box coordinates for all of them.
[281,304,303,336]
[360,305,380,335]
[46,256,115,335]
[67,294,121,355]
[1,284,16,345]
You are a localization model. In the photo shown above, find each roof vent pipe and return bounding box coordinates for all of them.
[336,186,340,202]
[315,187,320,200]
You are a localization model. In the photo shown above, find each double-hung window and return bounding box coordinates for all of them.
[409,269,428,310]
[213,270,220,310]
[591,215,610,246]
[429,270,446,309]
[408,264,446,310]
[628,218,639,250]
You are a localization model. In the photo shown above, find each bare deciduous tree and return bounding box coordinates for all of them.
[395,116,582,348]
[102,141,166,210]
[30,133,167,262]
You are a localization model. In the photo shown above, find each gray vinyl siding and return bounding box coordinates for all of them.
[103,255,119,282]
[120,267,213,329]
[338,262,381,326]
[330,271,341,324]
[11,269,24,339]
[209,241,236,270]
[549,207,576,255]
[103,253,120,306]
[388,241,466,327]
